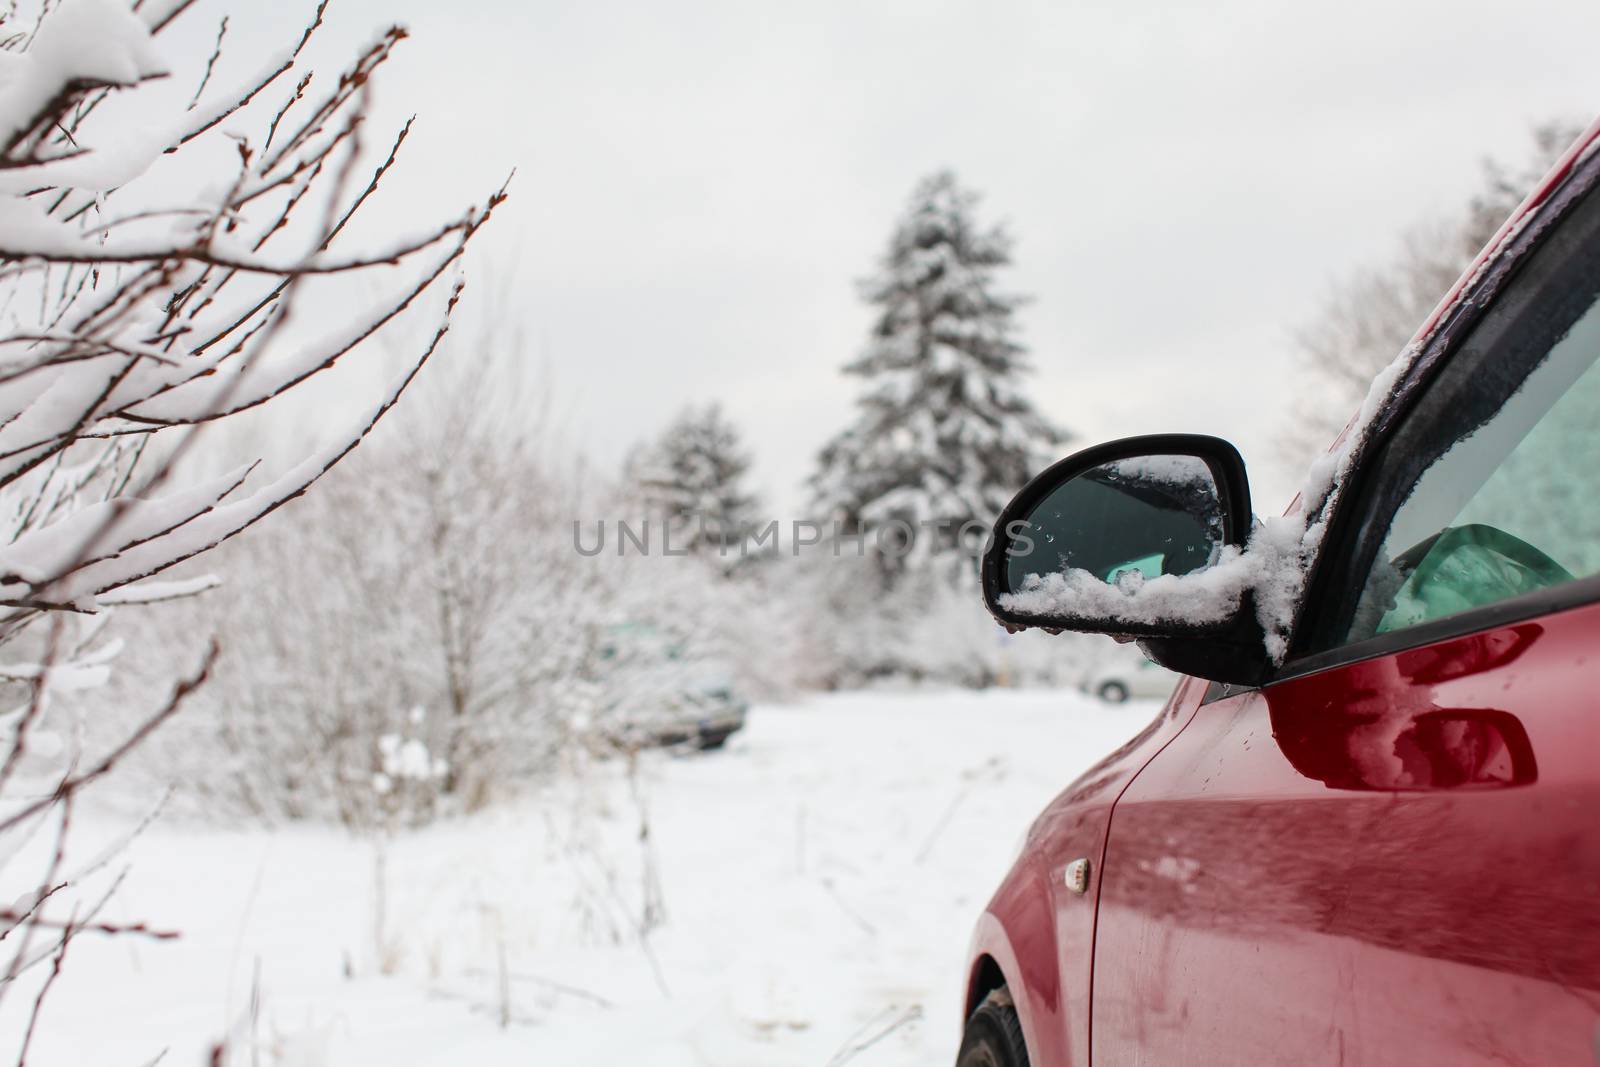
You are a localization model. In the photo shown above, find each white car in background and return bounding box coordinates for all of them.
[1081,657,1179,703]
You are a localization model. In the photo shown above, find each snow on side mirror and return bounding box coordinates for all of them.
[982,435,1272,686]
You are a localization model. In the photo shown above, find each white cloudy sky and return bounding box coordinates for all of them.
[191,0,1599,514]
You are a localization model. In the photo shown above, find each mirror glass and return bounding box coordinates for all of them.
[1003,454,1226,596]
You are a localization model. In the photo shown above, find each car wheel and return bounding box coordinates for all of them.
[956,990,1030,1067]
[1097,680,1130,703]
[696,729,733,751]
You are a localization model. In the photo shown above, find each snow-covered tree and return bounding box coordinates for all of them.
[627,402,761,555]
[1280,121,1583,471]
[810,171,1064,582]
[112,337,810,825]
[122,354,588,826]
[0,0,498,1049]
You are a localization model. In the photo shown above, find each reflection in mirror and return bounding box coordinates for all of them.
[1270,703,1537,792]
[1003,455,1225,598]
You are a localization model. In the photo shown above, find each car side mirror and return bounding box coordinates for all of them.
[981,434,1271,686]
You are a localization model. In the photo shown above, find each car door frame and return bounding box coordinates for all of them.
[1268,120,1600,685]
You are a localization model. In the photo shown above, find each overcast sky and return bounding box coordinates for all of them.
[199,0,1600,515]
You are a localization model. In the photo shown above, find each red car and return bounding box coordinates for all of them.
[959,119,1600,1067]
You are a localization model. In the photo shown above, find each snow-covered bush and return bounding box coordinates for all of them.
[791,553,1089,689]
[0,0,497,1048]
[113,348,807,827]
[114,353,586,826]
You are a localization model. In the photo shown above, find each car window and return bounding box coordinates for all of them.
[1351,308,1600,641]
[1301,175,1600,656]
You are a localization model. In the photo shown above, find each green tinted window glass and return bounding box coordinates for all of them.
[1344,295,1600,645]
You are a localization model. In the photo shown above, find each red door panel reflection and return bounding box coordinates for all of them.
[1090,605,1600,1065]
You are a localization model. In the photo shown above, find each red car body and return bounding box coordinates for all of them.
[963,119,1600,1065]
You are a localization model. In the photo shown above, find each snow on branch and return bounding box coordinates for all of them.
[0,0,504,1050]
[0,0,505,615]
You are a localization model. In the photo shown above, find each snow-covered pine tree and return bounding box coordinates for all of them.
[810,171,1064,582]
[629,403,762,555]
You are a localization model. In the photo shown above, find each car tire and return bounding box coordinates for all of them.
[955,991,1031,1067]
[1097,680,1130,703]
[696,729,732,751]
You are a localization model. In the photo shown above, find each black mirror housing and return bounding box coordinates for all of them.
[981,434,1271,687]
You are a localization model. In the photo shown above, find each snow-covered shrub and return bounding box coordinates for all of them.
[116,348,806,827]
[0,0,497,1046]
[370,711,451,827]
[791,554,1090,690]
[116,354,585,826]
[898,578,1096,688]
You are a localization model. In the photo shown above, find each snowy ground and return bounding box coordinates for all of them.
[1,689,1153,1066]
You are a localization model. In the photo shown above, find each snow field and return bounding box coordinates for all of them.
[0,688,1153,1066]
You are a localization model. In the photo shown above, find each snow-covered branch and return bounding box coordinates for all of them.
[0,0,501,1052]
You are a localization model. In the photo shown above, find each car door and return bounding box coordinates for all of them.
[1087,150,1600,1064]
